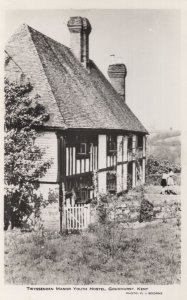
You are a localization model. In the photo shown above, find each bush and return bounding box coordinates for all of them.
[146,157,181,175]
[94,194,128,259]
[146,173,181,186]
[139,199,154,223]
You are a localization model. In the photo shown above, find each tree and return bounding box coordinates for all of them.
[146,156,181,175]
[4,78,52,230]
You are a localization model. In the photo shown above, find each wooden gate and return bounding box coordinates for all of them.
[64,204,90,230]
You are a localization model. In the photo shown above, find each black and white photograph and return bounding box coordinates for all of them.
[2,2,185,295]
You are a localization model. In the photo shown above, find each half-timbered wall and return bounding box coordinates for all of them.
[143,135,146,157]
[107,155,117,167]
[106,135,117,168]
[117,135,128,193]
[122,136,128,191]
[132,134,137,188]
[65,144,98,176]
[98,134,107,194]
[65,132,98,203]
[35,131,146,204]
[142,158,146,184]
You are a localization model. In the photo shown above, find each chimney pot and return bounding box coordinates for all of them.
[108,63,127,101]
[67,16,92,68]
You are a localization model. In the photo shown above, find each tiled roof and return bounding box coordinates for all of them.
[5,24,148,133]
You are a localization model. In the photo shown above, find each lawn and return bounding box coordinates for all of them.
[4,219,181,285]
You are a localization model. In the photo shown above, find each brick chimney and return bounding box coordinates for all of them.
[67,16,92,68]
[108,64,127,102]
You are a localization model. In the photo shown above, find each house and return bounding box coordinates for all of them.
[5,16,148,231]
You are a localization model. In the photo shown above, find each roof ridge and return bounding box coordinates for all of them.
[6,23,147,133]
[27,24,70,51]
[26,26,67,128]
[90,60,124,103]
[89,60,148,133]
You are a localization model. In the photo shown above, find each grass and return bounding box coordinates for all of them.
[4,220,181,285]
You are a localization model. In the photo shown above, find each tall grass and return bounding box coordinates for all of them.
[4,219,181,285]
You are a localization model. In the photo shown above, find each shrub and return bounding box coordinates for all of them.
[139,199,154,223]
[94,194,127,260]
[146,157,181,175]
[127,174,132,190]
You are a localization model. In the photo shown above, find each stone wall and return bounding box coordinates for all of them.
[106,188,181,226]
[36,185,180,231]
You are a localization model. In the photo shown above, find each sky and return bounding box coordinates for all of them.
[5,9,181,131]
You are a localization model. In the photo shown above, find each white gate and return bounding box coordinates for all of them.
[64,204,90,230]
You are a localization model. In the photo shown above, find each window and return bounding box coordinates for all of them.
[76,189,87,202]
[107,172,116,192]
[66,132,97,158]
[107,135,117,154]
[65,173,94,203]
[128,136,133,150]
[76,142,90,158]
[127,162,133,189]
[137,135,143,148]
[78,143,87,155]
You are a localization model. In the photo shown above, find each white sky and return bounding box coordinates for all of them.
[5,9,181,131]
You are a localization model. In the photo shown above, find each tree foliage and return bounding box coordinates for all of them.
[146,156,181,175]
[4,78,52,229]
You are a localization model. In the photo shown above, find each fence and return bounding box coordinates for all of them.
[64,204,90,230]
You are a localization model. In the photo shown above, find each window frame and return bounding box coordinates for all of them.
[128,136,133,150]
[76,142,90,158]
[107,171,117,193]
[137,135,143,149]
[107,134,117,155]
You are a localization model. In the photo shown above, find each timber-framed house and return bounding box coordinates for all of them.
[5,16,148,230]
